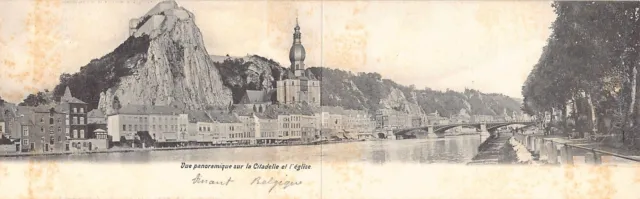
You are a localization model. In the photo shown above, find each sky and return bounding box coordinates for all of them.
[0,0,557,103]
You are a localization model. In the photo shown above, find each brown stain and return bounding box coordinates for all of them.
[472,1,555,83]
[264,1,320,67]
[563,165,581,199]
[323,2,368,72]
[21,0,62,198]
[325,19,368,71]
[1,0,62,102]
[31,0,62,93]
[588,166,615,199]
[635,166,640,184]
[0,163,7,178]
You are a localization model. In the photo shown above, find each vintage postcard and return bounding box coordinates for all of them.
[1,0,640,198]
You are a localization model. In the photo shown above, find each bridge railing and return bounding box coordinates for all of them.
[512,132,640,165]
[393,119,538,132]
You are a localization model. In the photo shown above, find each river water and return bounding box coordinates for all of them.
[5,134,488,164]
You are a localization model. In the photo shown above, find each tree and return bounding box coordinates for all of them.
[522,1,640,145]
[18,92,50,107]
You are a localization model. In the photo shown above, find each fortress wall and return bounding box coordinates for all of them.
[143,0,178,18]
[129,18,140,36]
[165,8,190,20]
[134,15,166,37]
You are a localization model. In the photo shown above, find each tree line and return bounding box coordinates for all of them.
[522,2,640,147]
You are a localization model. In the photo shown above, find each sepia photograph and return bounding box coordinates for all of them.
[1,0,639,198]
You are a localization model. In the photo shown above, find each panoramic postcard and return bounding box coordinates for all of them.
[1,0,640,198]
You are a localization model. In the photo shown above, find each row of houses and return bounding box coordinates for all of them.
[104,103,379,147]
[0,87,108,153]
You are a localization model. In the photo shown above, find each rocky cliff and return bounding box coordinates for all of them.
[212,55,286,103]
[53,1,232,114]
[213,56,522,117]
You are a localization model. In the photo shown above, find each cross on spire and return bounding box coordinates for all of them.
[295,9,300,29]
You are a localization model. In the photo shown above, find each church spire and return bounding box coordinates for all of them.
[62,86,73,101]
[293,16,301,44]
[295,9,300,29]
[289,16,306,76]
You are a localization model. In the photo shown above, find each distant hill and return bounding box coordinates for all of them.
[213,55,523,117]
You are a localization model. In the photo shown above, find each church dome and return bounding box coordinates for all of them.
[289,43,306,63]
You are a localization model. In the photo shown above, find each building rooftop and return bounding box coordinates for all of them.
[263,104,314,117]
[114,104,181,115]
[207,111,241,123]
[321,106,346,115]
[255,113,277,120]
[230,105,254,116]
[87,109,105,118]
[238,89,274,104]
[14,106,35,126]
[187,111,212,123]
[61,86,87,104]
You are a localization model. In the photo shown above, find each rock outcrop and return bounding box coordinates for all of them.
[306,67,523,117]
[212,55,287,103]
[380,87,426,115]
[95,1,232,114]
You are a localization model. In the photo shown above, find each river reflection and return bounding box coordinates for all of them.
[4,135,488,164]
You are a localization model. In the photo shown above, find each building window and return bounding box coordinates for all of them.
[80,130,85,139]
[40,118,44,123]
[73,130,78,138]
[80,108,84,113]
[73,108,77,113]
[22,139,28,147]
[128,125,132,131]
[122,125,126,131]
[22,127,29,136]
[78,117,82,124]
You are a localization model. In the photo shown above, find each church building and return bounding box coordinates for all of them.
[276,18,321,107]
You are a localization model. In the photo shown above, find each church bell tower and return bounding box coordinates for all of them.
[289,17,306,77]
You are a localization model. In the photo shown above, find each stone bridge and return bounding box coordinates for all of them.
[392,120,536,139]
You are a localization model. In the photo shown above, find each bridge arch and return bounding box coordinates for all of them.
[433,124,481,134]
[392,121,536,138]
[394,127,430,136]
